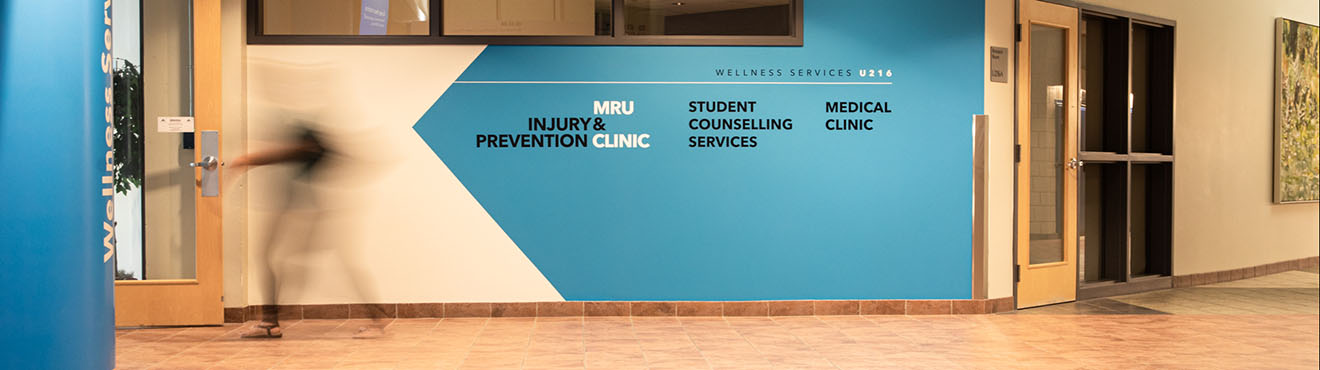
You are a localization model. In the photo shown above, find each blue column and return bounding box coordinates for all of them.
[0,0,117,368]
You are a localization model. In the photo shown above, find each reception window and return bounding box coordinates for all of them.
[623,0,793,36]
[247,0,802,45]
[442,0,612,36]
[261,0,431,36]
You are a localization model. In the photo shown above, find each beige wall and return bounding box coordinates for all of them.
[1077,0,1319,274]
[221,0,249,308]
[985,0,1015,299]
[218,4,563,304]
[237,44,563,306]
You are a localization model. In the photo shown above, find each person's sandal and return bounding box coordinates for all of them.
[240,323,283,339]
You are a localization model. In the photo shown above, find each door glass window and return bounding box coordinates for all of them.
[112,0,197,280]
[1029,24,1067,265]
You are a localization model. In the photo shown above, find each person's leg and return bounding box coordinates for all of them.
[241,182,295,339]
[240,228,284,338]
[341,257,387,339]
[316,206,387,338]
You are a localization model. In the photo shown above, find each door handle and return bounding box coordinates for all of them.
[188,156,222,171]
[1066,157,1084,170]
[193,131,220,197]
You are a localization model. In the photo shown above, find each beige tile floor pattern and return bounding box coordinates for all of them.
[117,271,1320,370]
[1110,270,1319,315]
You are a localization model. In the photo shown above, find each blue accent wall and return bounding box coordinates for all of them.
[415,0,984,301]
[0,0,116,368]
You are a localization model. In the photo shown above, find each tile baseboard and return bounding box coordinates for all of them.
[224,256,1318,323]
[1172,256,1319,288]
[224,297,1017,323]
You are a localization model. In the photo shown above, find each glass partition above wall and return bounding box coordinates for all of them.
[443,0,611,36]
[623,0,792,36]
[262,0,430,35]
[248,0,802,45]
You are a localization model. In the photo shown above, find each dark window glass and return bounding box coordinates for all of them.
[1079,14,1128,154]
[1130,23,1174,155]
[1080,16,1106,152]
[262,0,430,35]
[1131,24,1150,153]
[623,0,792,36]
[443,0,611,36]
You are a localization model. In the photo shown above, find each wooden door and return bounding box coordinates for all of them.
[1016,0,1079,309]
[113,0,223,326]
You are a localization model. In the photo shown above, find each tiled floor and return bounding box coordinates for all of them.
[1112,284,1318,315]
[1018,270,1320,316]
[117,271,1320,369]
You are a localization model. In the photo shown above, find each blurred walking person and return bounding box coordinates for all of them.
[228,123,386,339]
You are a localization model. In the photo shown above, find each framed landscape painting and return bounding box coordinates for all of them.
[1274,18,1320,203]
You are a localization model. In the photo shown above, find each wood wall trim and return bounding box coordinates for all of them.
[114,279,199,286]
[973,115,990,299]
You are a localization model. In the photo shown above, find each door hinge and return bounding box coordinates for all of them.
[1014,264,1021,283]
[1015,24,1022,42]
[1014,144,1021,163]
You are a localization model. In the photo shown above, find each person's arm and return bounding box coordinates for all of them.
[225,140,323,188]
[229,140,322,169]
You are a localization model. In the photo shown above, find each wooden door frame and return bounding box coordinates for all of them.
[1013,0,1080,309]
[114,0,223,327]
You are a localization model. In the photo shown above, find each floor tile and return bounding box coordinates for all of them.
[116,270,1319,369]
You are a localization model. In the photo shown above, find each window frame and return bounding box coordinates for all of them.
[246,0,804,46]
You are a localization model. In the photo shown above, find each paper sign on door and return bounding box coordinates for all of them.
[157,117,195,133]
